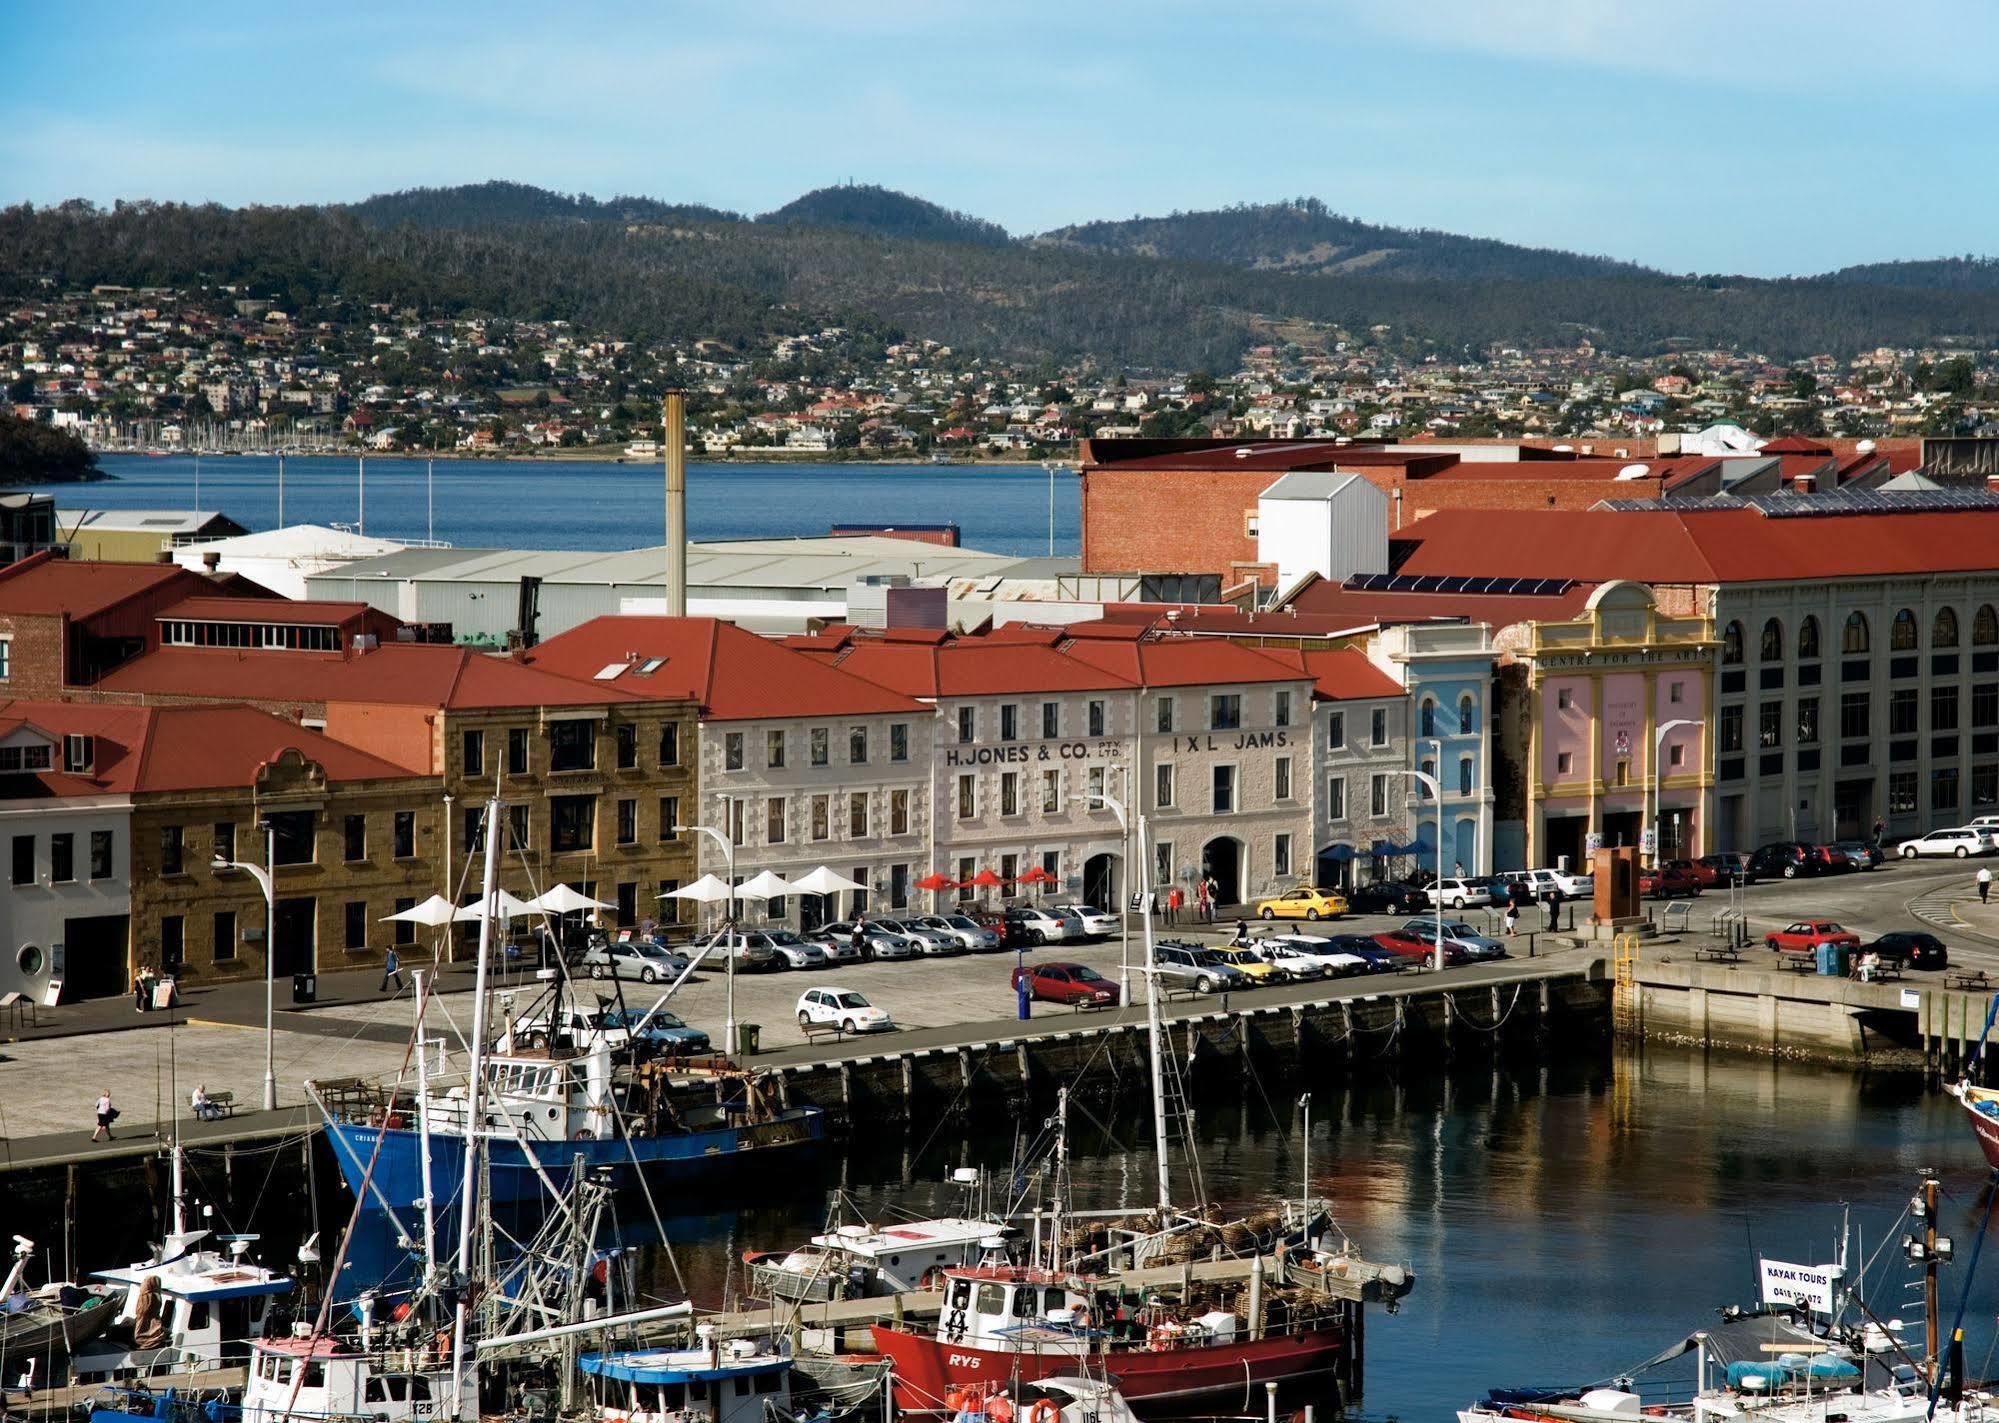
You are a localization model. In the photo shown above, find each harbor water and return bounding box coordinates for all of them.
[14,1046,1998,1421]
[33,455,1084,557]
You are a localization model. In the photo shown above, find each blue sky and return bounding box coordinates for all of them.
[3,0,1989,276]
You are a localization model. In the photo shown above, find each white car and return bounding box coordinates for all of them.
[1502,867,1595,900]
[581,938,692,984]
[1424,878,1498,910]
[805,930,865,964]
[796,986,894,1034]
[913,913,1002,951]
[1012,907,1072,943]
[1898,827,1999,859]
[873,917,965,956]
[1252,936,1367,980]
[1055,904,1119,938]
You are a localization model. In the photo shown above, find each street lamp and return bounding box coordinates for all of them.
[212,820,277,1111]
[1088,764,1135,996]
[1651,718,1700,867]
[1040,461,1067,556]
[1388,766,1446,972]
[675,820,737,1057]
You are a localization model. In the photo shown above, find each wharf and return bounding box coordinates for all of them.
[7,1367,247,1420]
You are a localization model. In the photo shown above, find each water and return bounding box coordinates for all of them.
[34,455,1082,557]
[17,1048,1997,1420]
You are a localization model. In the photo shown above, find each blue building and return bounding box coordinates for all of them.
[1368,623,1498,875]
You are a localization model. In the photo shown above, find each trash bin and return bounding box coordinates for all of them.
[292,972,317,1004]
[736,1022,761,1056]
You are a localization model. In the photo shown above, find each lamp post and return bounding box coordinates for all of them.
[1651,718,1699,867]
[212,820,277,1111]
[1041,461,1066,556]
[1389,767,1445,971]
[1088,765,1134,996]
[676,820,737,1056]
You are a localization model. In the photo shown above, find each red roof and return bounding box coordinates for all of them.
[1059,634,1305,688]
[1252,647,1407,702]
[524,617,928,720]
[823,634,1138,698]
[160,596,380,625]
[0,554,202,619]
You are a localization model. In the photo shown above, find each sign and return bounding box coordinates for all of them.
[1640,829,1657,855]
[1585,832,1604,854]
[1901,987,1922,1010]
[1759,1258,1837,1313]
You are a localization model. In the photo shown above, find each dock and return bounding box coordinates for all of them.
[7,1366,247,1420]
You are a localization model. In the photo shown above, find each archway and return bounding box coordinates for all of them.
[1082,852,1120,912]
[1453,818,1479,876]
[1201,836,1245,908]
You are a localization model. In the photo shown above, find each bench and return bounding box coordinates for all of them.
[191,1090,237,1120]
[1948,970,1993,992]
[798,1021,849,1043]
[1780,953,1817,973]
[1693,945,1741,964]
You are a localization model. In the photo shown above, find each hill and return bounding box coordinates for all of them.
[756,184,1011,247]
[348,180,739,230]
[1824,256,1999,293]
[1037,198,1652,283]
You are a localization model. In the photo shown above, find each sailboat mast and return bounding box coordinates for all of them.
[449,785,504,1415]
[1139,810,1171,1215]
[414,969,438,1289]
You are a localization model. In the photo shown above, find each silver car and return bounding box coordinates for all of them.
[914,913,1002,951]
[689,929,780,972]
[816,919,918,960]
[1399,918,1507,962]
[755,929,828,970]
[875,917,965,956]
[582,938,692,984]
[1055,904,1119,938]
[1154,940,1249,993]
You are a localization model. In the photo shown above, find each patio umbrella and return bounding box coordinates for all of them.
[1017,867,1059,886]
[661,874,735,903]
[452,888,536,922]
[527,884,615,914]
[382,894,459,927]
[790,865,868,896]
[967,868,1005,889]
[913,871,958,892]
[735,870,794,900]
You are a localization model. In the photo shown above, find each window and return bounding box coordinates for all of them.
[49,833,72,883]
[1557,751,1573,774]
[1798,616,1821,660]
[890,723,909,762]
[729,798,747,847]
[1275,755,1293,800]
[1557,688,1573,711]
[810,727,830,766]
[849,792,868,837]
[765,728,785,769]
[1934,685,1961,731]
[161,824,185,874]
[1890,689,1918,736]
[811,795,829,839]
[1210,694,1241,731]
[1041,702,1059,738]
[1936,767,1961,812]
[160,916,183,972]
[764,797,784,845]
[1369,774,1389,817]
[1155,840,1173,888]
[9,835,28,886]
[1419,698,1437,737]
[1975,763,1999,806]
[1721,621,1743,665]
[609,797,632,844]
[1087,700,1106,737]
[550,796,595,853]
[1458,693,1475,733]
[1157,696,1175,734]
[957,775,975,819]
[1000,705,1018,741]
[1273,834,1292,878]
[461,729,484,777]
[507,726,529,775]
[616,881,637,928]
[1458,756,1473,797]
[213,910,238,961]
[1211,765,1236,813]
[1669,680,1685,704]
[1326,776,1346,819]
[1977,684,1998,728]
[1040,769,1060,814]
[724,731,745,770]
[1892,609,1918,651]
[1936,607,1960,648]
[1276,690,1293,728]
[1419,756,1437,795]
[1000,772,1019,816]
[1841,691,1870,738]
[393,811,415,859]
[1370,708,1387,747]
[1086,765,1105,804]
[506,804,529,851]
[213,821,235,864]
[1669,743,1686,767]
[0,638,8,680]
[1843,611,1870,654]
[1760,618,1783,662]
[1327,710,1345,750]
[1758,702,1782,749]
[659,796,680,840]
[1889,771,1918,814]
[957,857,976,899]
[344,900,367,951]
[1718,706,1743,754]
[1797,697,1820,745]
[1977,605,1999,647]
[62,734,93,774]
[389,899,414,947]
[90,830,112,879]
[463,805,484,852]
[659,721,680,766]
[891,788,910,835]
[615,723,638,770]
[550,720,596,772]
[1155,762,1175,808]
[957,707,975,743]
[850,726,868,764]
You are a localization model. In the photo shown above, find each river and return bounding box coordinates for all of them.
[16,1046,1996,1420]
[32,455,1082,557]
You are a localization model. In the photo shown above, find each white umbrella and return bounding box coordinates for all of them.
[381,894,459,927]
[528,884,615,914]
[735,870,794,901]
[661,873,735,903]
[452,888,537,922]
[790,865,867,896]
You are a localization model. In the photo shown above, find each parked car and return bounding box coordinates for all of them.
[1372,926,1468,967]
[1201,944,1288,985]
[872,917,965,956]
[1831,840,1884,870]
[1400,917,1507,962]
[1011,961,1120,1007]
[1155,940,1249,993]
[1252,935,1369,979]
[1970,815,1999,832]
[1252,886,1350,921]
[1342,881,1427,915]
[970,907,1045,951]
[1864,931,1950,971]
[1010,906,1074,943]
[727,928,825,970]
[1665,858,1718,888]
[688,929,782,973]
[1695,851,1755,885]
[1764,919,1861,955]
[1499,867,1594,901]
[503,1000,711,1058]
[1898,827,1999,859]
[816,919,918,960]
[1638,865,1703,899]
[796,987,894,1034]
[1809,844,1855,875]
[802,928,865,964]
[581,938,694,983]
[1053,904,1119,939]
[1422,878,1499,911]
[913,913,1002,951]
[1324,935,1412,973]
[1746,842,1823,880]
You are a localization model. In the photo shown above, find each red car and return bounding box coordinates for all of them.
[1010,961,1120,1007]
[1370,929,1469,966]
[1667,858,1718,888]
[1764,919,1861,955]
[1640,865,1703,898]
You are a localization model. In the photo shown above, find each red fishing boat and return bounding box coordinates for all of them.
[1949,1081,1999,1168]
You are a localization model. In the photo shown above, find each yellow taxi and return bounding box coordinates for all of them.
[1252,886,1349,921]
[1203,945,1289,985]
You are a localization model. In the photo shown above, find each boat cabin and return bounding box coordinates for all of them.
[240,1334,476,1423]
[751,1219,1007,1301]
[933,1269,1095,1354]
[426,1042,615,1142]
[580,1333,793,1423]
[72,1233,292,1383]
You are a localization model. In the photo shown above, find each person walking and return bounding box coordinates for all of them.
[1503,901,1519,937]
[850,915,868,958]
[1204,875,1220,922]
[379,946,404,995]
[1544,889,1561,932]
[92,1091,116,1142]
[1194,879,1210,925]
[1166,886,1183,925]
[1980,865,1993,906]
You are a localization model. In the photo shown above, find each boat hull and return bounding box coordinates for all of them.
[0,1291,118,1358]
[869,1324,1345,1413]
[324,1108,825,1210]
[1953,1083,1999,1170]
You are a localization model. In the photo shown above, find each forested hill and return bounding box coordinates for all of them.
[9,185,1999,366]
[1824,256,1999,293]
[1036,198,1652,283]
[755,184,1011,247]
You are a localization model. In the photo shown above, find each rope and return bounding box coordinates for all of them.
[1448,984,1526,1033]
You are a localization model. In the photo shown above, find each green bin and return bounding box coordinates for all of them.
[736,1022,762,1055]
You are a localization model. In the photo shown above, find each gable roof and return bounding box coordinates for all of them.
[1058,634,1305,688]
[0,553,206,619]
[1252,647,1408,702]
[821,634,1138,699]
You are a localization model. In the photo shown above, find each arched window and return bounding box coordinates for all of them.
[1759,618,1783,662]
[1458,756,1473,797]
[1418,757,1436,799]
[1798,615,1821,660]
[1843,611,1869,654]
[1458,693,1476,734]
[1419,698,1437,738]
[1721,621,1743,665]
[1935,607,1960,648]
[1891,609,1917,651]
[1977,605,1999,646]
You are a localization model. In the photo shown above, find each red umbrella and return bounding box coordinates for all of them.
[1016,866,1059,886]
[967,868,1005,888]
[914,871,957,892]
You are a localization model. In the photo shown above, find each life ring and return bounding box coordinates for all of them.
[988,1397,1014,1423]
[945,1391,967,1415]
[1027,1402,1059,1423]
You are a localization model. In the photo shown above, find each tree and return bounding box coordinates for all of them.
[0,411,99,483]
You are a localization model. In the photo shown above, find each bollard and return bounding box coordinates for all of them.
[1266,1381,1279,1423]
[1017,974,1032,1022]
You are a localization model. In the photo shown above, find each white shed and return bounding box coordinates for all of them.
[1256,472,1388,589]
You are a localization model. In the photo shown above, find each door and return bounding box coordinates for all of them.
[1835,780,1872,842]
[1083,853,1119,911]
[61,914,130,1000]
[1200,837,1243,907]
[273,898,317,976]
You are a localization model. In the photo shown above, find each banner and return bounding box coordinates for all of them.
[1759,1259,1836,1313]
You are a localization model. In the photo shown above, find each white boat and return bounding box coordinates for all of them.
[578,1329,793,1423]
[745,1215,1007,1302]
[239,1328,476,1423]
[68,1228,291,1383]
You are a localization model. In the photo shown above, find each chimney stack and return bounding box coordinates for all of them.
[663,390,688,618]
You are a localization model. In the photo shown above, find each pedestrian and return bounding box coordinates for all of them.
[133,961,156,1013]
[1980,866,1993,906]
[1230,919,1249,947]
[1545,889,1561,931]
[379,946,404,995]
[850,916,867,958]
[1195,879,1210,924]
[1204,875,1220,921]
[1166,886,1182,925]
[92,1090,116,1142]
[1503,902,1518,937]
[1454,861,1465,878]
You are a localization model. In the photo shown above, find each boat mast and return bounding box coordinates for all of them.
[1052,1086,1069,1273]
[414,968,438,1295]
[1922,1171,1940,1383]
[1138,807,1171,1215]
[449,781,504,1417]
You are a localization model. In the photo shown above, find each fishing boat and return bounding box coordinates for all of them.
[67,1229,291,1384]
[744,1169,1014,1303]
[1947,1080,1999,1168]
[0,1235,120,1361]
[237,1329,477,1423]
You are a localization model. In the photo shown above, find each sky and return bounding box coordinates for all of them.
[2,0,1991,277]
